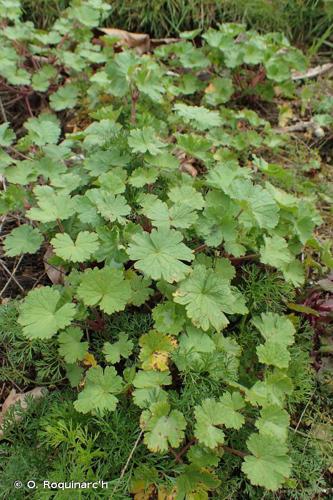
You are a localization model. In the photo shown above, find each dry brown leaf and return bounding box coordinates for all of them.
[180,162,198,177]
[0,387,47,437]
[44,245,65,285]
[98,28,150,54]
[204,82,216,94]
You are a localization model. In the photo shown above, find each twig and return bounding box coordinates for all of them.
[274,120,314,134]
[193,243,207,254]
[294,391,314,433]
[222,445,247,458]
[56,218,65,233]
[0,95,7,122]
[110,429,143,497]
[0,256,24,296]
[24,96,33,118]
[228,253,259,264]
[130,87,139,125]
[292,62,333,81]
[172,438,197,463]
[151,37,182,45]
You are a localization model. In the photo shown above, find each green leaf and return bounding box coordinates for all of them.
[280,260,305,287]
[50,84,79,111]
[140,401,186,453]
[204,77,234,105]
[94,226,127,266]
[129,166,159,187]
[128,127,167,155]
[58,326,88,363]
[152,301,186,335]
[173,264,243,331]
[168,184,205,211]
[260,235,293,268]
[140,194,198,229]
[255,405,290,442]
[176,464,220,499]
[175,325,216,373]
[187,444,220,467]
[97,168,126,195]
[218,391,245,429]
[247,369,293,408]
[132,370,171,409]
[0,122,15,146]
[176,133,212,162]
[77,267,131,314]
[65,363,84,387]
[70,4,102,27]
[265,56,291,82]
[242,433,291,490]
[133,370,172,389]
[86,189,130,224]
[51,231,99,263]
[103,332,133,364]
[127,228,193,283]
[253,313,295,368]
[125,269,153,306]
[83,120,121,147]
[173,103,222,130]
[31,65,57,92]
[194,398,226,449]
[24,114,61,146]
[4,224,43,257]
[18,287,76,339]
[243,37,267,64]
[74,366,123,415]
[27,186,76,223]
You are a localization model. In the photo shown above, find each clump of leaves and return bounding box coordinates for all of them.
[0,1,331,496]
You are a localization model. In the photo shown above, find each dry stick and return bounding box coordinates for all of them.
[111,429,144,497]
[222,445,247,458]
[292,62,333,81]
[0,256,24,297]
[0,94,7,122]
[274,120,314,134]
[0,175,7,234]
[294,391,315,433]
[193,243,207,254]
[130,87,139,125]
[24,95,34,118]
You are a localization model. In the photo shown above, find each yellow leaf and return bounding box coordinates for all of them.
[151,351,170,371]
[131,480,155,500]
[204,83,215,94]
[158,486,177,499]
[278,104,293,127]
[82,352,97,367]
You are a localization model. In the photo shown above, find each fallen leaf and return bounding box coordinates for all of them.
[44,245,65,285]
[0,387,47,437]
[287,302,320,317]
[180,162,198,177]
[98,28,150,54]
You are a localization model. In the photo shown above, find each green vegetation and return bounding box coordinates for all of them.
[0,0,332,498]
[21,0,333,48]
